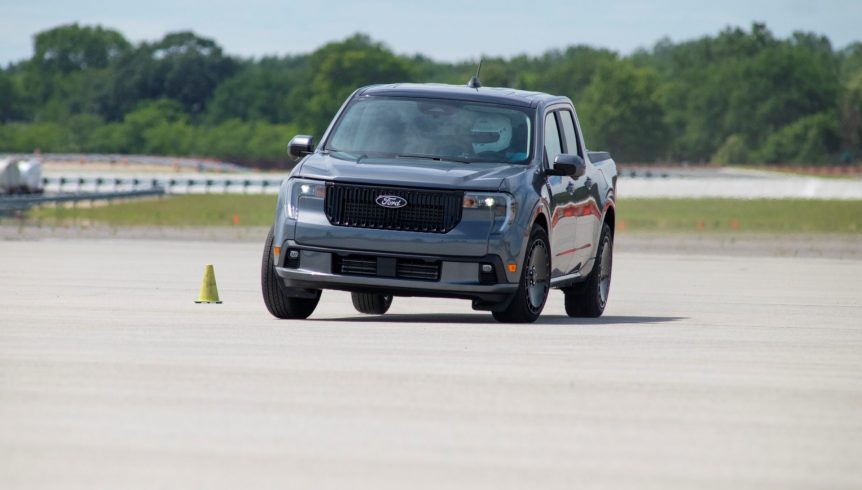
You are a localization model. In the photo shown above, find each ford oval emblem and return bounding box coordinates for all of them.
[376,195,408,209]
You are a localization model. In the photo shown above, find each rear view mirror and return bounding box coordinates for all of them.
[547,154,586,178]
[288,135,314,158]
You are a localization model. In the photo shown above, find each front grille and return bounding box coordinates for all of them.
[337,255,377,276]
[333,254,441,281]
[396,259,441,281]
[324,183,463,233]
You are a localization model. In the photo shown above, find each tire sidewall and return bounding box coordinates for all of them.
[563,222,612,318]
[522,226,551,317]
[261,227,321,319]
[593,225,612,312]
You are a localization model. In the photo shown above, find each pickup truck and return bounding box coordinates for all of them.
[261,82,617,323]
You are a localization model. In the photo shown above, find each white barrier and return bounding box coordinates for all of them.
[620,176,862,200]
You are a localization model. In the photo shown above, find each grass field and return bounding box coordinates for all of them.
[25,195,862,233]
[617,198,862,233]
[29,194,278,227]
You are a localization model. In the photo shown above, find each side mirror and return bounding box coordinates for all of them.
[288,135,314,158]
[547,154,586,178]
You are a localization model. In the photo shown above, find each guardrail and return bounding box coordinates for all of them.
[0,188,166,213]
[41,176,285,194]
[2,153,249,173]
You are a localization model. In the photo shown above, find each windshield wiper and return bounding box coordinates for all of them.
[329,149,369,163]
[396,153,471,164]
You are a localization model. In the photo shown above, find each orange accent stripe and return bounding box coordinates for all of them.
[555,243,592,256]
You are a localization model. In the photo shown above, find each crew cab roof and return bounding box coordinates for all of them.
[356,83,567,109]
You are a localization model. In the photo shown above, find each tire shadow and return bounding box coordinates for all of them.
[317,314,686,325]
[547,315,687,325]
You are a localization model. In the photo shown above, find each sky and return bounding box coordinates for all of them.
[1,0,860,65]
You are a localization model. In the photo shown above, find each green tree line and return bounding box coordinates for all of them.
[1,22,861,167]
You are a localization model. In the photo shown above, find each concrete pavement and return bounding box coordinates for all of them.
[1,238,860,489]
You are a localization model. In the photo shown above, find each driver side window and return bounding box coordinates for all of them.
[544,112,562,168]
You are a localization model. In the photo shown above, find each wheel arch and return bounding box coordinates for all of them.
[533,210,549,232]
[603,202,616,237]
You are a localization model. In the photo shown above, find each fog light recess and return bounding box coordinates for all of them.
[479,263,497,284]
[286,249,301,268]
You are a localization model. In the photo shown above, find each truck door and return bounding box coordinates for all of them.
[544,111,578,278]
[558,109,600,274]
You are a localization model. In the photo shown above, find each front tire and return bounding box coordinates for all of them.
[261,228,320,319]
[492,225,551,323]
[564,223,613,318]
[351,293,393,315]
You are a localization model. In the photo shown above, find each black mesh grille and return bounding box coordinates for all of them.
[333,254,441,281]
[324,183,463,233]
[396,259,441,281]
[337,255,377,276]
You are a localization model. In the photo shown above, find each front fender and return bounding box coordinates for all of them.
[497,194,550,284]
[271,180,297,266]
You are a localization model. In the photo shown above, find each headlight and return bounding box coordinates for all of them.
[463,192,516,232]
[285,178,326,219]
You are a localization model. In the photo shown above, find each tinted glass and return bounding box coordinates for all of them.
[326,97,532,164]
[544,112,562,166]
[559,110,582,157]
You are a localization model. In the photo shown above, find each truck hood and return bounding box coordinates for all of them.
[295,153,527,191]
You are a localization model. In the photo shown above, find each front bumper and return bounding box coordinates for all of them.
[274,240,518,303]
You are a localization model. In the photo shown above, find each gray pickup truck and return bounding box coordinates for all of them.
[261,82,617,323]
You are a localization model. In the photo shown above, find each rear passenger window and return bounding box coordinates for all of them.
[544,113,562,167]
[559,110,582,157]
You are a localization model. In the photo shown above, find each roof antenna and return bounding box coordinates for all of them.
[467,59,483,89]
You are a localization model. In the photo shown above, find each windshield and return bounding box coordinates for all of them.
[325,96,533,164]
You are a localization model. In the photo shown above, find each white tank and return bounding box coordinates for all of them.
[17,158,44,193]
[0,156,43,194]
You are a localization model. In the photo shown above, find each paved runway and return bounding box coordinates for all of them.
[1,238,861,489]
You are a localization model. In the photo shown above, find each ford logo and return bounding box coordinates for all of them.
[376,195,408,208]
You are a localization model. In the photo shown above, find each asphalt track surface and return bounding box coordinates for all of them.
[1,238,861,489]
